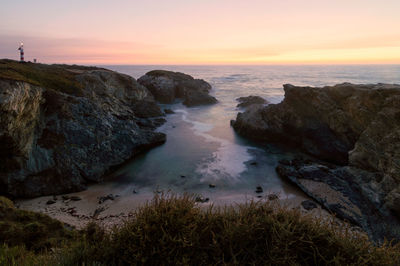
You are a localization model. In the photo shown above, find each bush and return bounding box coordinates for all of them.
[62,194,400,265]
[0,196,76,253]
[1,194,399,265]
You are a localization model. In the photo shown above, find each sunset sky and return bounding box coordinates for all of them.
[1,0,399,64]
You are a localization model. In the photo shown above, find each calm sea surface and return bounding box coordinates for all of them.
[95,65,400,203]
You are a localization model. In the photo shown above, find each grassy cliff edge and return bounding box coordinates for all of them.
[0,195,399,265]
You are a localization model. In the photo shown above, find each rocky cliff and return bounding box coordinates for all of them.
[0,60,166,197]
[231,83,400,242]
[138,70,217,106]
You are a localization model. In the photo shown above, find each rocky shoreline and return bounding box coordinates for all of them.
[231,83,400,242]
[0,60,217,198]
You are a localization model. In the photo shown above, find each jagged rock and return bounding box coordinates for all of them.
[0,60,166,197]
[232,83,400,242]
[236,95,267,108]
[232,83,400,216]
[131,100,164,118]
[98,194,115,204]
[232,83,400,166]
[301,200,317,210]
[138,70,217,106]
[277,158,400,242]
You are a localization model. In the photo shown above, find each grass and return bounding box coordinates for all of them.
[0,59,102,96]
[0,194,399,265]
[0,196,76,253]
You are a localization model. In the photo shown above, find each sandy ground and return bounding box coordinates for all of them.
[16,183,339,231]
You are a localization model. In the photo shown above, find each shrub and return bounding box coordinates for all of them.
[62,194,400,265]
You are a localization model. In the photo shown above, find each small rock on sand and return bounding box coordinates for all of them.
[301,200,318,211]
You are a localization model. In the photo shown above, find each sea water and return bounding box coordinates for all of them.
[96,65,400,204]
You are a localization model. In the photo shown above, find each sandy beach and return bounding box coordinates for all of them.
[16,183,335,230]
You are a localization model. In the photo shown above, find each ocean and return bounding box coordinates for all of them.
[91,64,400,204]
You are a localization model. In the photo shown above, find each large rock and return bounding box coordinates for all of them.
[236,95,267,108]
[232,83,400,167]
[0,60,166,197]
[138,70,217,106]
[277,158,400,242]
[232,83,400,241]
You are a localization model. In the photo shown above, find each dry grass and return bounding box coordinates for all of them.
[1,194,399,265]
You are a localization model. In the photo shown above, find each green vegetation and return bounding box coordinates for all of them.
[0,59,101,96]
[146,70,192,80]
[1,194,399,265]
[0,196,76,252]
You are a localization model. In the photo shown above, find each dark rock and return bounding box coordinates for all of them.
[249,161,258,166]
[62,196,70,200]
[93,206,105,217]
[209,184,216,188]
[132,189,138,194]
[98,194,115,204]
[232,83,400,166]
[180,175,186,178]
[236,95,267,108]
[164,109,175,114]
[138,70,217,107]
[46,199,56,205]
[277,158,400,242]
[255,186,263,193]
[231,83,400,238]
[195,196,209,203]
[0,60,167,197]
[268,194,278,201]
[131,100,164,118]
[301,200,317,210]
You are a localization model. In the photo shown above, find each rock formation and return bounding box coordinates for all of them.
[236,95,267,108]
[232,83,400,242]
[138,70,217,106]
[0,60,166,197]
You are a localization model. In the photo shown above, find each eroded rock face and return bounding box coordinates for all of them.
[138,70,217,106]
[232,83,400,241]
[0,62,166,197]
[232,83,400,167]
[277,158,400,242]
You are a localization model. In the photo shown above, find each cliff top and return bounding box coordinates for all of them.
[0,59,107,96]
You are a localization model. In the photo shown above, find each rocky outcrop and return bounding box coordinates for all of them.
[232,83,400,166]
[232,83,400,242]
[0,60,166,197]
[236,95,267,108]
[277,158,400,242]
[138,70,217,106]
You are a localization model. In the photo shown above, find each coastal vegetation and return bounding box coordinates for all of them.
[1,194,399,265]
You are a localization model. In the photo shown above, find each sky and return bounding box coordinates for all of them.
[1,0,400,65]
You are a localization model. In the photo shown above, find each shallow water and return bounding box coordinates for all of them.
[92,64,400,204]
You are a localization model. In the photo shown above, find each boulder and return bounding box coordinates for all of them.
[236,95,267,108]
[138,70,217,106]
[0,60,166,197]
